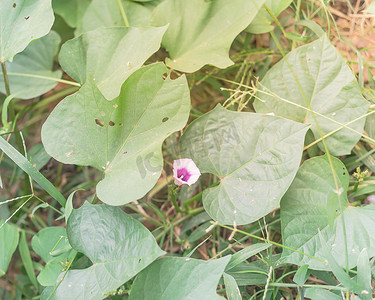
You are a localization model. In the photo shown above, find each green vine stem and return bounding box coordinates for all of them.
[117,0,130,27]
[217,223,326,264]
[1,62,11,96]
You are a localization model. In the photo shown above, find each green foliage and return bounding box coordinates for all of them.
[225,243,271,271]
[51,202,165,300]
[304,288,342,300]
[78,0,152,34]
[0,136,66,207]
[223,273,242,300]
[151,0,265,72]
[1,0,375,298]
[19,230,38,289]
[0,0,54,62]
[181,104,308,225]
[129,256,231,300]
[281,155,375,271]
[246,0,293,34]
[356,250,372,300]
[31,227,74,286]
[0,221,19,276]
[58,26,167,100]
[42,63,190,206]
[254,35,369,156]
[52,0,90,29]
[0,31,62,99]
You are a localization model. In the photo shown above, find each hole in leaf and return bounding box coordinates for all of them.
[162,117,169,123]
[109,121,115,126]
[162,73,168,79]
[119,122,123,126]
[13,3,16,8]
[25,16,30,20]
[343,172,346,175]
[95,119,104,127]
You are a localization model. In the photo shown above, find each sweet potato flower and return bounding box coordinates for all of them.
[173,158,201,186]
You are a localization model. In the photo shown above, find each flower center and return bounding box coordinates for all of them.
[177,168,191,182]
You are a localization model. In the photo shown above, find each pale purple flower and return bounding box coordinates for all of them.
[365,195,375,204]
[173,158,201,186]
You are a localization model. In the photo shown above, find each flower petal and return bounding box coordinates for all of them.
[172,158,201,186]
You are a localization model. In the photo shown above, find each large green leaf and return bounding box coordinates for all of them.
[151,0,265,73]
[254,35,369,156]
[77,0,152,35]
[246,0,293,34]
[281,155,375,270]
[0,0,54,62]
[42,63,190,205]
[58,26,167,100]
[180,105,308,225]
[52,0,91,29]
[0,222,19,276]
[31,227,75,286]
[129,256,231,300]
[0,31,61,99]
[52,203,165,300]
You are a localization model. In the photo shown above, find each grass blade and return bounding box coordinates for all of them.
[293,265,310,286]
[19,230,38,290]
[223,272,242,300]
[318,231,364,295]
[226,243,271,271]
[0,136,66,207]
[356,249,372,299]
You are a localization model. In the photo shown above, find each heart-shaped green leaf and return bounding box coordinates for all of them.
[42,63,190,205]
[31,227,74,286]
[58,26,167,100]
[52,203,165,300]
[151,0,265,72]
[0,31,62,99]
[52,0,90,29]
[0,0,54,62]
[0,221,19,276]
[281,155,375,270]
[254,35,369,156]
[77,0,152,36]
[246,0,293,34]
[129,256,231,300]
[180,105,308,225]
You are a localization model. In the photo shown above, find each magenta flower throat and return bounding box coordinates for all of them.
[176,167,191,181]
[173,158,201,186]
